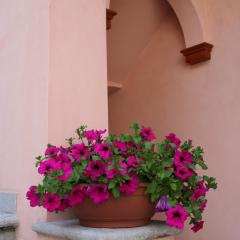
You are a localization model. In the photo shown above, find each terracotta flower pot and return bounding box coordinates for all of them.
[74,183,156,228]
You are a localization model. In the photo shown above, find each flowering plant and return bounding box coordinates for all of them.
[27,123,217,232]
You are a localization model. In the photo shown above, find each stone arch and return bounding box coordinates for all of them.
[167,0,205,47]
[108,0,213,64]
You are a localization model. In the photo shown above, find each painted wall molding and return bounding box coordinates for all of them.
[180,42,213,65]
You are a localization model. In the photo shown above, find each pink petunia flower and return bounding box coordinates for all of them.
[26,186,41,207]
[174,150,193,167]
[43,193,61,212]
[166,205,189,229]
[127,156,139,168]
[191,221,204,232]
[38,158,60,175]
[45,146,60,156]
[84,129,107,142]
[166,133,181,149]
[114,141,128,152]
[105,162,117,179]
[84,160,105,180]
[120,174,139,194]
[71,144,90,161]
[140,127,156,142]
[175,167,192,181]
[93,143,112,160]
[118,161,128,175]
[191,180,208,201]
[57,152,69,162]
[88,184,109,204]
[59,168,73,181]
[58,197,70,212]
[69,186,86,207]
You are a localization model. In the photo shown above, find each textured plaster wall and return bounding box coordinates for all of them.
[108,0,240,239]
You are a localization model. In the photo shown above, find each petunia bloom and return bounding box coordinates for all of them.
[120,174,139,194]
[166,133,181,149]
[191,180,208,201]
[59,168,73,181]
[43,193,61,212]
[191,221,204,232]
[58,197,70,212]
[45,146,59,156]
[114,141,128,152]
[175,166,192,181]
[140,127,156,142]
[118,161,128,175]
[105,162,117,179]
[69,186,86,207]
[174,150,192,167]
[84,160,105,180]
[94,143,112,160]
[88,184,109,204]
[166,205,189,229]
[71,144,90,161]
[127,156,139,168]
[84,129,106,142]
[26,186,41,207]
[38,158,60,175]
[155,196,172,212]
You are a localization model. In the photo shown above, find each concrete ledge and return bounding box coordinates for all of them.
[0,213,18,229]
[0,192,17,214]
[32,219,181,240]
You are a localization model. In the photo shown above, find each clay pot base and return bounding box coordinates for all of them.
[74,184,156,228]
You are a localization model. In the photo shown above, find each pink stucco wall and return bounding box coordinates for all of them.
[0,0,49,239]
[0,0,108,239]
[108,0,240,240]
[49,0,108,145]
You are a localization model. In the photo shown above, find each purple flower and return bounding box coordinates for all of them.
[43,193,61,212]
[140,127,156,142]
[166,205,189,229]
[69,186,86,207]
[84,160,105,180]
[26,186,40,207]
[71,144,90,161]
[88,184,109,204]
[155,196,172,212]
[120,174,139,194]
[94,143,112,160]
